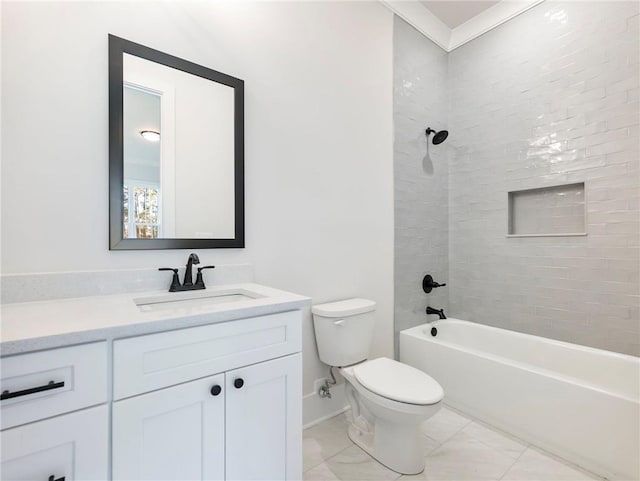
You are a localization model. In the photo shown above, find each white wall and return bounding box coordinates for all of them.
[1,1,394,418]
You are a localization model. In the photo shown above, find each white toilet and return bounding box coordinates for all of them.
[312,298,444,475]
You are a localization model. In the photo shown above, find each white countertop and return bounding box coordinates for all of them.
[0,283,310,356]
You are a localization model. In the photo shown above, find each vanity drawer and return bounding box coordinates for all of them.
[0,342,108,430]
[113,310,302,399]
[1,404,109,481]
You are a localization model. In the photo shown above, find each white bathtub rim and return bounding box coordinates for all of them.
[406,319,640,364]
[401,322,640,404]
[403,330,637,404]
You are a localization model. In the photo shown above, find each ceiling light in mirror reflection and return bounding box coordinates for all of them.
[140,130,161,142]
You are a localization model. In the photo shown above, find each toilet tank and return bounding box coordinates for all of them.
[312,298,376,367]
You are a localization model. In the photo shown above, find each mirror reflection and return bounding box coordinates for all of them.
[123,85,161,238]
[122,54,236,240]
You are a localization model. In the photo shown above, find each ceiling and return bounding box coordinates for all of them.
[420,1,501,28]
[123,86,161,168]
[380,0,544,51]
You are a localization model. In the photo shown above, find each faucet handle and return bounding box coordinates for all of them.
[197,265,216,271]
[159,268,181,292]
[195,266,216,288]
[422,274,447,293]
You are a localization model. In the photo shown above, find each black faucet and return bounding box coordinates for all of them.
[183,253,200,287]
[159,253,215,292]
[426,306,447,319]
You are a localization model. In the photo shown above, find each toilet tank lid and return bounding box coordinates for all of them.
[312,298,376,318]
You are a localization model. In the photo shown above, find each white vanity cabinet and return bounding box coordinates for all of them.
[1,405,109,481]
[112,354,301,481]
[0,343,109,481]
[225,354,302,480]
[112,309,303,481]
[112,373,226,480]
[1,288,305,481]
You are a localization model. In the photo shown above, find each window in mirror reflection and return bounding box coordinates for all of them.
[123,183,160,239]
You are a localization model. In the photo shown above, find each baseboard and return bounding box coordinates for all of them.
[303,383,349,429]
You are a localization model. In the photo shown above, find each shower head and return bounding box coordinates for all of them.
[425,127,449,145]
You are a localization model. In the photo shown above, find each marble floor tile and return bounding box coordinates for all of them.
[322,445,401,481]
[420,434,441,458]
[304,462,342,481]
[460,421,528,460]
[304,410,602,481]
[420,430,518,481]
[420,406,473,444]
[501,447,602,481]
[304,414,354,471]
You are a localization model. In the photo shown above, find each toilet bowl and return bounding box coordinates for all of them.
[340,357,443,474]
[312,299,444,475]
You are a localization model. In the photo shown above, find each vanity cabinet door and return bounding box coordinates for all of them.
[225,353,302,481]
[0,405,109,481]
[112,373,225,481]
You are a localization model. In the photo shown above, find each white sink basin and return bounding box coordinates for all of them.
[134,288,263,313]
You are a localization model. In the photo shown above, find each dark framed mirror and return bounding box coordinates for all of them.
[109,35,244,250]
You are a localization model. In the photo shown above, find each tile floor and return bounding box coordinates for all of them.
[303,406,603,481]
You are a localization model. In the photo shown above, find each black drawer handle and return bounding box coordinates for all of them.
[234,378,244,389]
[1,380,65,401]
[48,476,65,481]
[210,385,222,396]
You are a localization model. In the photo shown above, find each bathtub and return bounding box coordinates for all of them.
[400,319,640,481]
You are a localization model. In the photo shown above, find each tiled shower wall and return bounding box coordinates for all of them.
[447,1,639,355]
[393,16,449,354]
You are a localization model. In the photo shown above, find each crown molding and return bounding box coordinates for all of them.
[448,0,545,50]
[379,0,450,50]
[380,0,545,52]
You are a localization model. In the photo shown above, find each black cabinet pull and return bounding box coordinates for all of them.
[1,381,65,401]
[234,378,244,389]
[48,476,65,481]
[210,385,222,396]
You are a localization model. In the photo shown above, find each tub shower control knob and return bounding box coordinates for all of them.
[422,274,447,293]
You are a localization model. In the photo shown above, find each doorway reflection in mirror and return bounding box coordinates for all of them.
[123,85,162,238]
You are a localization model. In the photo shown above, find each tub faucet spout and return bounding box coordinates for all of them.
[426,306,447,319]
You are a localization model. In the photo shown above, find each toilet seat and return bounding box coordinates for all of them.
[353,358,443,405]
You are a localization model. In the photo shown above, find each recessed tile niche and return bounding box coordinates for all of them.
[508,183,586,237]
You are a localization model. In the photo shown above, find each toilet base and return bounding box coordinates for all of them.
[347,415,425,475]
